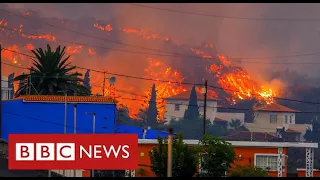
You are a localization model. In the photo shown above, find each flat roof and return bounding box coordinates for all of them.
[138,139,318,148]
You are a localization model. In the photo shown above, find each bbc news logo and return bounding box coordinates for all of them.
[8,134,138,170]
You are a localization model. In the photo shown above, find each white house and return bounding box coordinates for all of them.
[1,76,13,100]
[163,90,219,123]
[245,103,312,141]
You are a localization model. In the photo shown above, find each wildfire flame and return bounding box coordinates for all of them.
[93,23,113,32]
[88,48,96,55]
[66,45,83,54]
[2,15,277,122]
[119,28,170,41]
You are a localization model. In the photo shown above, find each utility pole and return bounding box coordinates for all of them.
[73,104,77,177]
[102,71,106,96]
[202,80,208,136]
[0,44,2,139]
[167,128,173,177]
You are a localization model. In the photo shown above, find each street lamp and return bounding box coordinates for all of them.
[85,112,96,177]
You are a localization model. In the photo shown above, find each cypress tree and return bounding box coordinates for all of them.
[183,85,200,121]
[146,83,158,128]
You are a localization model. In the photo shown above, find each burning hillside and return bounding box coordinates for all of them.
[1,7,277,120]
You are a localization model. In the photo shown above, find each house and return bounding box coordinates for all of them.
[245,103,312,141]
[118,139,317,177]
[1,95,170,177]
[164,90,219,123]
[1,76,13,100]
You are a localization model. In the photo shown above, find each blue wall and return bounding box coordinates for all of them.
[2,100,117,141]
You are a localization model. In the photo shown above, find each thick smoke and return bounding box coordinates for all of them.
[2,3,320,99]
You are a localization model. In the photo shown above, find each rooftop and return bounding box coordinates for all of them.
[253,103,299,113]
[13,95,117,103]
[165,90,218,101]
[286,128,301,134]
[220,131,282,142]
[214,117,228,122]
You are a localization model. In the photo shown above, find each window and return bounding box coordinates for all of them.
[285,115,288,124]
[289,116,292,124]
[270,115,277,124]
[255,155,278,171]
[174,104,180,111]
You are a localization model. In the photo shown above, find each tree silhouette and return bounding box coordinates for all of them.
[149,134,198,177]
[83,69,92,94]
[229,119,248,131]
[183,85,200,121]
[146,84,158,128]
[14,45,90,96]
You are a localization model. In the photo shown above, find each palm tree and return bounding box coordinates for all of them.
[14,45,90,97]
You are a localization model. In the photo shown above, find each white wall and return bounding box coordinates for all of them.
[164,99,217,123]
[1,76,12,100]
[253,112,296,126]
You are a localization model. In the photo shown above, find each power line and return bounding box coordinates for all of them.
[0,52,200,86]
[3,12,320,62]
[3,58,320,105]
[127,3,320,22]
[0,8,207,57]
[0,26,208,60]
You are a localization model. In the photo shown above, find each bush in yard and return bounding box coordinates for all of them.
[149,133,198,177]
[229,164,269,177]
[199,134,236,177]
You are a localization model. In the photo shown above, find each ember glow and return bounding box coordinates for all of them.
[66,45,83,54]
[93,23,113,32]
[119,28,170,41]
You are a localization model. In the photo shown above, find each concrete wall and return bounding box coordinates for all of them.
[2,100,117,141]
[1,76,12,100]
[136,143,288,177]
[253,112,296,126]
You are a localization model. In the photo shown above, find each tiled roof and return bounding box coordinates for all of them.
[254,103,299,113]
[14,95,117,103]
[286,128,301,134]
[220,131,281,142]
[214,117,228,122]
[165,90,218,101]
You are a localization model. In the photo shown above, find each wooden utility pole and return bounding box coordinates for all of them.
[203,80,208,136]
[167,128,173,177]
[0,44,2,139]
[102,71,106,96]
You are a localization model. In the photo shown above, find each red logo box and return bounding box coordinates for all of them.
[8,134,138,170]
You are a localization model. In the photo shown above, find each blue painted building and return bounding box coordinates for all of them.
[1,95,168,141]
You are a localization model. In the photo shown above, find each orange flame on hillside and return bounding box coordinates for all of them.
[88,48,96,55]
[206,54,275,104]
[18,24,56,42]
[66,45,83,54]
[93,23,113,32]
[119,28,170,41]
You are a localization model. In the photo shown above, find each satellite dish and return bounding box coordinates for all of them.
[109,76,116,85]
